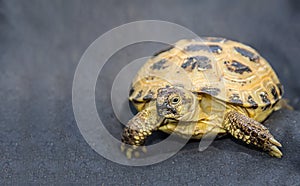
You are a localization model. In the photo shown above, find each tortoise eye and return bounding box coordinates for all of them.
[171,97,180,104]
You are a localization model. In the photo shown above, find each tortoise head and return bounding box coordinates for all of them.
[156,86,199,121]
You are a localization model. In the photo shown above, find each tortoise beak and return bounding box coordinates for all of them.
[157,101,177,117]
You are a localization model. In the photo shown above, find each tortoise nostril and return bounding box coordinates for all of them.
[166,104,177,114]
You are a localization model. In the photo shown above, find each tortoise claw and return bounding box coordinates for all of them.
[269,145,283,158]
[265,137,283,158]
[270,137,282,147]
[121,143,147,159]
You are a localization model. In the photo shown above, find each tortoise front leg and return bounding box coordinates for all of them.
[121,103,163,158]
[223,111,282,158]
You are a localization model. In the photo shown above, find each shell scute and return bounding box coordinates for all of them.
[131,37,282,110]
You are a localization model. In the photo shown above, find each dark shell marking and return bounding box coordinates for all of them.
[247,95,258,109]
[135,90,143,99]
[129,86,134,96]
[150,59,168,70]
[200,87,221,96]
[262,105,271,111]
[153,46,174,57]
[184,44,222,53]
[208,45,223,53]
[271,86,279,100]
[260,92,270,104]
[234,46,259,62]
[181,56,212,70]
[260,92,271,110]
[143,90,154,101]
[229,94,243,105]
[226,60,252,74]
[277,83,284,96]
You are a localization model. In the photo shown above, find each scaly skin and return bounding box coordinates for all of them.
[223,111,282,158]
[121,102,163,158]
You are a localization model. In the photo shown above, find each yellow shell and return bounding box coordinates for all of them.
[129,37,283,113]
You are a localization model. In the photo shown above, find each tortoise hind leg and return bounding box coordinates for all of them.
[274,99,293,111]
[223,111,282,158]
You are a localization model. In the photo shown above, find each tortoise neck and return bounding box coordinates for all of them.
[178,93,202,122]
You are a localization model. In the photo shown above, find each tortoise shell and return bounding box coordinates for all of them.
[129,37,283,111]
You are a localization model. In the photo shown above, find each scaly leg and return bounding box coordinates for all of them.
[223,111,282,158]
[121,102,163,158]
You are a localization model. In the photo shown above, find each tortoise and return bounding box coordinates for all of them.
[121,37,287,158]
